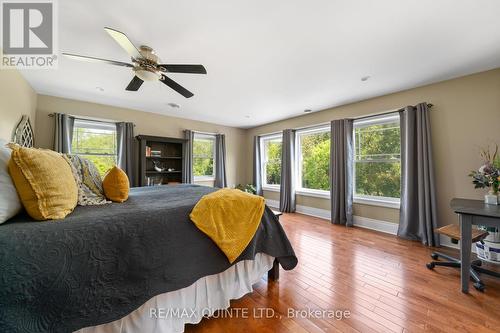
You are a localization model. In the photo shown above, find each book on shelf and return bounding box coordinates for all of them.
[150,150,162,157]
[145,146,151,157]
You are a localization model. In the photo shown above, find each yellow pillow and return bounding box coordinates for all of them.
[8,144,78,220]
[102,166,129,202]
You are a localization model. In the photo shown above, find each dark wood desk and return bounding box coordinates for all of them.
[450,198,500,293]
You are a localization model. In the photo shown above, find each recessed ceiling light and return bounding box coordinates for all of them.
[361,76,370,82]
[96,86,104,92]
[304,109,312,113]
[167,103,180,109]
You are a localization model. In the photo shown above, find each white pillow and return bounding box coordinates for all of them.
[0,139,22,223]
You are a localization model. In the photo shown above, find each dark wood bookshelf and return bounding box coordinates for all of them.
[136,135,187,187]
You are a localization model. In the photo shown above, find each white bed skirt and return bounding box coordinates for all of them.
[76,253,275,333]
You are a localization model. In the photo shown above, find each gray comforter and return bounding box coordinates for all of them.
[0,185,297,333]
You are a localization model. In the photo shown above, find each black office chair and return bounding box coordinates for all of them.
[426,224,500,292]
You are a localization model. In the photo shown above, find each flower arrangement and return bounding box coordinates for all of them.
[469,144,500,195]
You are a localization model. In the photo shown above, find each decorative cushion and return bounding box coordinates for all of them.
[8,144,78,220]
[102,166,129,202]
[65,154,110,206]
[0,140,22,224]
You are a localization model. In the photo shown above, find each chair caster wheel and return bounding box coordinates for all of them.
[431,253,439,260]
[473,283,485,292]
[426,262,435,270]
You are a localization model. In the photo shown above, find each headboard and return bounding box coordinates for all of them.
[12,115,34,147]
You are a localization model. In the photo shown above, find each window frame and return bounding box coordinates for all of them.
[260,133,282,192]
[72,118,118,159]
[193,133,216,181]
[295,125,331,198]
[352,113,401,208]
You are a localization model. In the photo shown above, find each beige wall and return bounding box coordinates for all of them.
[0,69,37,142]
[246,68,500,226]
[35,95,248,187]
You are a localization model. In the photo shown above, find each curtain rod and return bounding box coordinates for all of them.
[257,103,434,137]
[353,103,433,121]
[48,113,136,127]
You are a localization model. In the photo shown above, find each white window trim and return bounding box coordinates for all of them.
[260,133,282,189]
[296,188,330,199]
[193,133,216,181]
[353,113,399,128]
[74,118,117,131]
[72,119,117,159]
[295,125,330,197]
[353,112,401,207]
[195,176,216,182]
[353,195,400,209]
[262,185,280,192]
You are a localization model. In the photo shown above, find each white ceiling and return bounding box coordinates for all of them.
[19,0,500,128]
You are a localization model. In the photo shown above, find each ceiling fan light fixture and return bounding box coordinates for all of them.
[135,69,160,81]
[64,27,206,97]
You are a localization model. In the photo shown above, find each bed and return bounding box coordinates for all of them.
[0,185,297,333]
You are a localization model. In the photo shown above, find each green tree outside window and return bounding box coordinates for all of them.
[193,137,215,177]
[354,120,401,198]
[263,139,282,185]
[71,126,117,176]
[299,131,330,191]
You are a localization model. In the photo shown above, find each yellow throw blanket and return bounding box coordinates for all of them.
[189,188,265,263]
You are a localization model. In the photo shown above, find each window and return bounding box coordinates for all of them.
[72,119,117,176]
[296,126,330,196]
[193,133,216,180]
[260,134,282,189]
[256,112,401,208]
[353,113,401,205]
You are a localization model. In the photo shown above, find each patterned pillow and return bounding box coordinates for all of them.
[65,154,110,206]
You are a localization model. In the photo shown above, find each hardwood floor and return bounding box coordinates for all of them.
[186,213,500,333]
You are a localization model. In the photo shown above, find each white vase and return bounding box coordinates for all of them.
[485,190,499,205]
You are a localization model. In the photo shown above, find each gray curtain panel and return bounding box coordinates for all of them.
[253,136,263,195]
[398,103,439,246]
[53,113,74,153]
[214,134,227,188]
[116,122,135,186]
[330,119,354,226]
[182,130,194,183]
[279,129,296,212]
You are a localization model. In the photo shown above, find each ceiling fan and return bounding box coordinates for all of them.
[62,27,207,98]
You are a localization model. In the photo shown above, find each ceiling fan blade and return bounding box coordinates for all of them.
[159,64,207,74]
[160,75,194,98]
[62,53,133,67]
[104,27,142,59]
[126,76,144,91]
